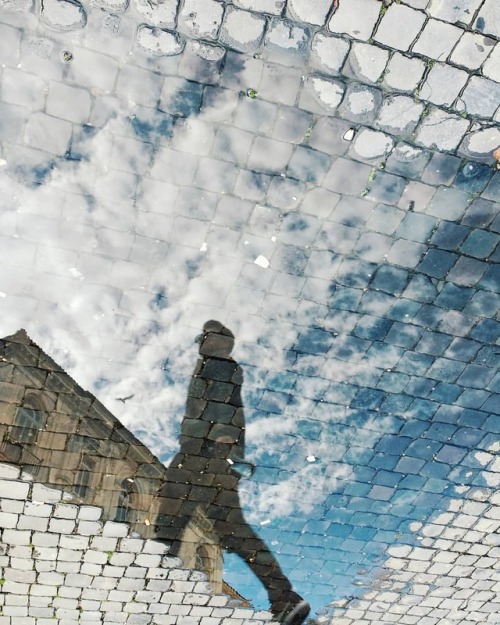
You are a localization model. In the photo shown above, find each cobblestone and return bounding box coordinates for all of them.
[220,7,266,53]
[374,3,427,51]
[419,63,469,107]
[383,52,426,93]
[1,2,500,624]
[310,33,350,76]
[416,109,470,151]
[328,0,380,41]
[460,76,500,118]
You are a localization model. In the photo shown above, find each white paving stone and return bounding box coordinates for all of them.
[374,3,427,51]
[328,0,380,41]
[287,0,331,25]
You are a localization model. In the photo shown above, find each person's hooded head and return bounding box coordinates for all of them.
[196,320,235,358]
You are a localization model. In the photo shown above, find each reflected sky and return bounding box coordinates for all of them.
[0,1,499,622]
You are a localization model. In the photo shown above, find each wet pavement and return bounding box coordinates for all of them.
[0,0,499,623]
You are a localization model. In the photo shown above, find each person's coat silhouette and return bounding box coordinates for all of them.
[151,321,310,625]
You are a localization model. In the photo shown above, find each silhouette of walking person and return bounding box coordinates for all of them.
[151,320,310,625]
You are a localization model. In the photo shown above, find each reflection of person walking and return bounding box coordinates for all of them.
[152,320,310,625]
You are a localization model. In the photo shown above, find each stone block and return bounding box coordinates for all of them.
[287,0,331,25]
[450,32,496,70]
[233,0,285,13]
[482,42,500,82]
[374,3,427,51]
[219,6,266,53]
[40,0,87,31]
[46,81,92,123]
[323,158,372,196]
[412,19,462,59]
[234,98,278,133]
[419,63,468,106]
[0,463,20,479]
[132,0,178,27]
[422,152,461,185]
[474,0,500,37]
[0,23,22,67]
[178,40,225,85]
[24,112,72,156]
[310,33,350,75]
[426,186,470,220]
[376,95,424,136]
[428,0,482,24]
[135,26,185,57]
[329,0,380,41]
[415,108,470,151]
[103,521,129,537]
[287,146,331,183]
[1,68,46,111]
[383,52,426,93]
[0,479,30,500]
[350,129,393,162]
[343,42,389,83]
[460,76,500,118]
[177,0,224,39]
[67,47,119,91]
[385,143,431,178]
[338,82,382,124]
[263,17,310,65]
[257,63,303,105]
[299,75,346,114]
[273,106,313,144]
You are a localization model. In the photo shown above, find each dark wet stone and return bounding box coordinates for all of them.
[421,152,461,186]
[454,161,494,194]
[417,249,459,279]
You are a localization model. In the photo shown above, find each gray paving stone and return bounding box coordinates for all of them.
[287,0,331,25]
[482,42,500,82]
[374,3,427,51]
[273,106,313,144]
[178,40,226,85]
[376,95,424,136]
[419,63,469,107]
[2,68,46,111]
[46,82,92,124]
[132,0,178,27]
[430,1,477,26]
[40,0,87,31]
[412,19,463,59]
[299,75,346,114]
[135,26,185,57]
[350,129,394,162]
[177,0,224,39]
[247,136,293,174]
[475,0,500,37]
[365,171,405,204]
[338,82,382,124]
[287,146,331,183]
[233,0,285,14]
[24,112,72,156]
[458,127,500,164]
[342,42,389,83]
[422,152,461,185]
[323,157,372,196]
[300,187,340,219]
[0,23,22,67]
[220,50,264,90]
[263,17,310,64]
[310,33,350,76]
[233,97,278,133]
[383,52,426,93]
[385,143,431,178]
[450,32,496,70]
[219,6,266,53]
[257,63,303,105]
[307,117,352,156]
[328,0,380,41]
[459,76,500,118]
[415,108,470,151]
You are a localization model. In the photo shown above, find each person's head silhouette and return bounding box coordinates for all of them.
[196,320,235,359]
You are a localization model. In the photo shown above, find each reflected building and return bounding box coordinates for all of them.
[0,328,248,606]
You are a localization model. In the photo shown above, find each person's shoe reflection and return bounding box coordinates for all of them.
[151,320,310,624]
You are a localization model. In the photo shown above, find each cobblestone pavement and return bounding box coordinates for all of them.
[0,0,499,623]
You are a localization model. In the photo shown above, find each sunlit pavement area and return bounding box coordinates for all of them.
[0,0,499,623]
